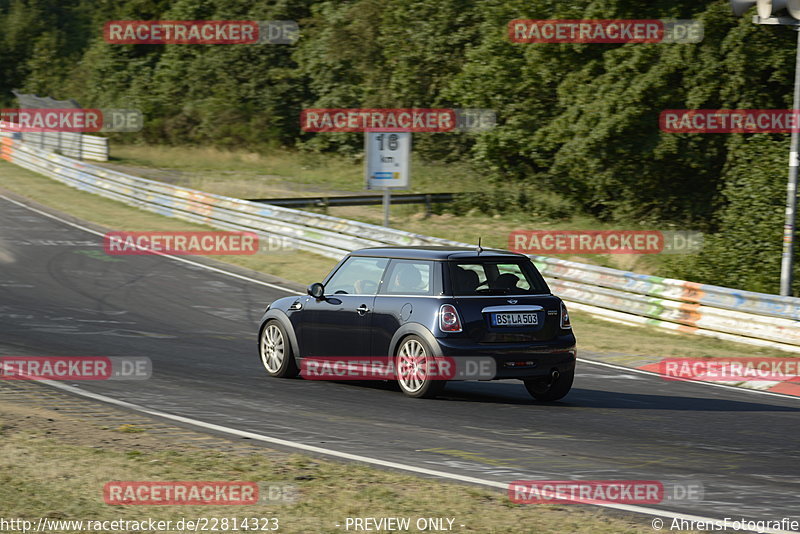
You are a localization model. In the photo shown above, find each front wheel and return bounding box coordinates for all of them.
[259,320,298,378]
[524,369,574,402]
[395,335,446,399]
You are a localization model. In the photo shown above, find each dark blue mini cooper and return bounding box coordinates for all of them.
[259,246,576,400]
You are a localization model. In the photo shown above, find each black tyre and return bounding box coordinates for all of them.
[395,335,446,399]
[524,369,574,401]
[259,320,299,378]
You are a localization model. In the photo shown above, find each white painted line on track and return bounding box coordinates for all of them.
[0,195,303,296]
[36,379,791,533]
[577,358,800,402]
[5,191,800,408]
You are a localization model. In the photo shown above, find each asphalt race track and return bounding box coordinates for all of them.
[1,194,799,529]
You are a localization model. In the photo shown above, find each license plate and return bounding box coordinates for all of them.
[492,312,538,327]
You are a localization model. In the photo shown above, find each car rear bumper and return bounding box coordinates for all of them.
[434,334,577,380]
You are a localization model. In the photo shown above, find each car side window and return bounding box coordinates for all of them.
[381,260,433,295]
[325,257,389,295]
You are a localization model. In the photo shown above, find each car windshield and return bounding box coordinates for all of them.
[449,260,549,295]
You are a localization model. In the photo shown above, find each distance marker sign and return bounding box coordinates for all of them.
[365,132,410,190]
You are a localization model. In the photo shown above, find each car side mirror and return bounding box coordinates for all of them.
[307,283,325,299]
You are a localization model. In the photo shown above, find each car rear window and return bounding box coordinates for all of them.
[448,260,549,295]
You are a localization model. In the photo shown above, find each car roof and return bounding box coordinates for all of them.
[349,246,528,261]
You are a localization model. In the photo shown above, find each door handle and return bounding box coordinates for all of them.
[356,304,370,315]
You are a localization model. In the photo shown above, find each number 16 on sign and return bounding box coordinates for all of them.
[365,132,411,227]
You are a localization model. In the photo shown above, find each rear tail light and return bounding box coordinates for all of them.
[560,302,571,330]
[439,304,462,333]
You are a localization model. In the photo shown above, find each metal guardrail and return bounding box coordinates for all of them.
[0,128,108,161]
[80,135,109,162]
[0,137,455,259]
[246,193,455,208]
[1,136,798,353]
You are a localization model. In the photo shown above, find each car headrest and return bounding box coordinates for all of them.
[493,273,519,289]
[455,267,480,291]
[395,264,422,290]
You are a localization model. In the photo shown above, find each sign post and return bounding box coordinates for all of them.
[729,0,800,295]
[365,132,411,227]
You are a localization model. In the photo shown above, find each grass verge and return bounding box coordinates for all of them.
[0,393,656,534]
[106,144,484,195]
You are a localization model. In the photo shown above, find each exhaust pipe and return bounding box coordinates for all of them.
[550,369,560,382]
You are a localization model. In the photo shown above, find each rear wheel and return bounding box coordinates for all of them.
[259,320,298,378]
[524,369,574,401]
[395,335,445,399]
